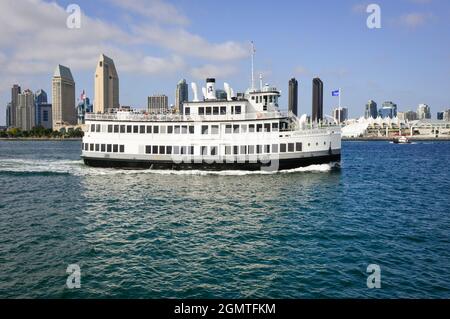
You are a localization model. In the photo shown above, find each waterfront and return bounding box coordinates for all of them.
[0,140,449,298]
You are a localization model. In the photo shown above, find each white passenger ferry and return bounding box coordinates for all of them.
[81,78,341,171]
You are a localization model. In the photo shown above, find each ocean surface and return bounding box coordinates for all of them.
[0,140,449,299]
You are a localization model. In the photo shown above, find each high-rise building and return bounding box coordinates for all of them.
[444,109,450,122]
[288,78,298,116]
[34,89,51,128]
[312,78,323,122]
[365,100,378,119]
[17,89,35,131]
[437,112,444,120]
[77,90,93,125]
[148,95,169,114]
[52,64,76,130]
[417,104,431,120]
[333,107,348,124]
[175,79,189,114]
[378,101,397,119]
[10,84,21,127]
[6,103,12,128]
[94,54,119,113]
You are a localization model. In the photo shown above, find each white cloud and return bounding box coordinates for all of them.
[190,64,239,80]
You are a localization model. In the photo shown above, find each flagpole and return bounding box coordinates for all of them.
[339,87,341,109]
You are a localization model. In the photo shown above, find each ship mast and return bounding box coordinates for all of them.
[251,41,256,92]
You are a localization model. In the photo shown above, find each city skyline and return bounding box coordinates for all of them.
[1,0,449,125]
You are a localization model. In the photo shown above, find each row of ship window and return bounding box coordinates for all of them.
[186,105,242,116]
[89,123,280,135]
[144,143,303,156]
[83,143,125,153]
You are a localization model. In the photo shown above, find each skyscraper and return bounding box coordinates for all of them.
[175,79,189,114]
[378,101,398,119]
[17,89,35,131]
[77,90,93,125]
[437,112,444,120]
[333,107,348,124]
[52,64,76,130]
[94,54,119,113]
[148,95,169,114]
[312,78,323,122]
[288,78,298,116]
[6,103,12,128]
[417,104,431,120]
[365,100,378,119]
[11,84,21,127]
[34,89,51,128]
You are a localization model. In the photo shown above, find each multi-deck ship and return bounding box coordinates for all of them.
[81,78,341,171]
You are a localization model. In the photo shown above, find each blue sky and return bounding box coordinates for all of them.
[0,0,449,125]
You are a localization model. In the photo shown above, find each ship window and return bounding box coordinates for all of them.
[201,146,208,156]
[107,125,113,133]
[213,107,219,115]
[206,107,212,115]
[256,145,262,154]
[316,142,319,146]
[220,107,226,115]
[147,125,152,134]
[233,146,238,155]
[174,126,180,134]
[231,106,234,114]
[97,124,101,132]
[249,124,255,132]
[264,123,271,132]
[257,124,263,132]
[211,146,217,156]
[113,145,118,153]
[272,144,279,153]
[90,144,94,151]
[152,146,158,154]
[140,125,145,134]
[235,105,242,114]
[202,125,208,134]
[225,125,232,134]
[280,144,287,153]
[160,126,167,134]
[248,145,255,154]
[240,145,247,155]
[288,143,295,152]
[189,146,194,155]
[166,146,172,155]
[241,125,247,133]
[308,143,310,147]
[107,144,112,152]
[153,126,159,134]
[296,143,302,152]
[167,126,173,134]
[120,145,125,153]
[225,146,232,155]
[127,125,132,133]
[120,125,125,133]
[251,96,255,100]
[181,146,187,155]
[263,105,268,111]
[159,146,165,154]
[265,145,270,153]
[145,146,151,154]
[272,123,279,132]
[133,125,138,133]
[233,125,239,133]
[182,126,188,134]
[189,126,195,134]
[211,125,219,134]
[95,144,100,152]
[199,107,205,115]
[83,143,87,150]
[101,144,106,152]
[173,146,179,155]
[324,142,327,145]
[185,107,190,116]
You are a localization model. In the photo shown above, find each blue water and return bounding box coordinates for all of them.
[0,140,449,298]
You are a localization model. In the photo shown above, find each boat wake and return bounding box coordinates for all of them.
[0,158,338,177]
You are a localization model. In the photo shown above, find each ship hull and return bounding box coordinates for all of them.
[82,153,341,171]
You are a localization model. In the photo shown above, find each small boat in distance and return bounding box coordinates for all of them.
[393,136,411,144]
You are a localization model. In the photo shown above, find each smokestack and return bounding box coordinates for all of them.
[206,78,216,100]
[224,82,232,101]
[191,82,199,102]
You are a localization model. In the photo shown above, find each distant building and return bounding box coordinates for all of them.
[35,89,52,129]
[378,101,397,119]
[6,103,12,128]
[333,107,348,124]
[52,64,76,130]
[215,89,228,100]
[175,79,188,114]
[10,84,21,128]
[444,109,450,122]
[148,95,169,114]
[94,54,119,113]
[77,90,93,125]
[365,100,377,119]
[417,104,431,120]
[398,110,418,122]
[288,78,298,116]
[17,89,35,131]
[437,112,444,120]
[312,77,323,122]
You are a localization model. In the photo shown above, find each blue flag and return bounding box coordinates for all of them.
[332,90,340,97]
